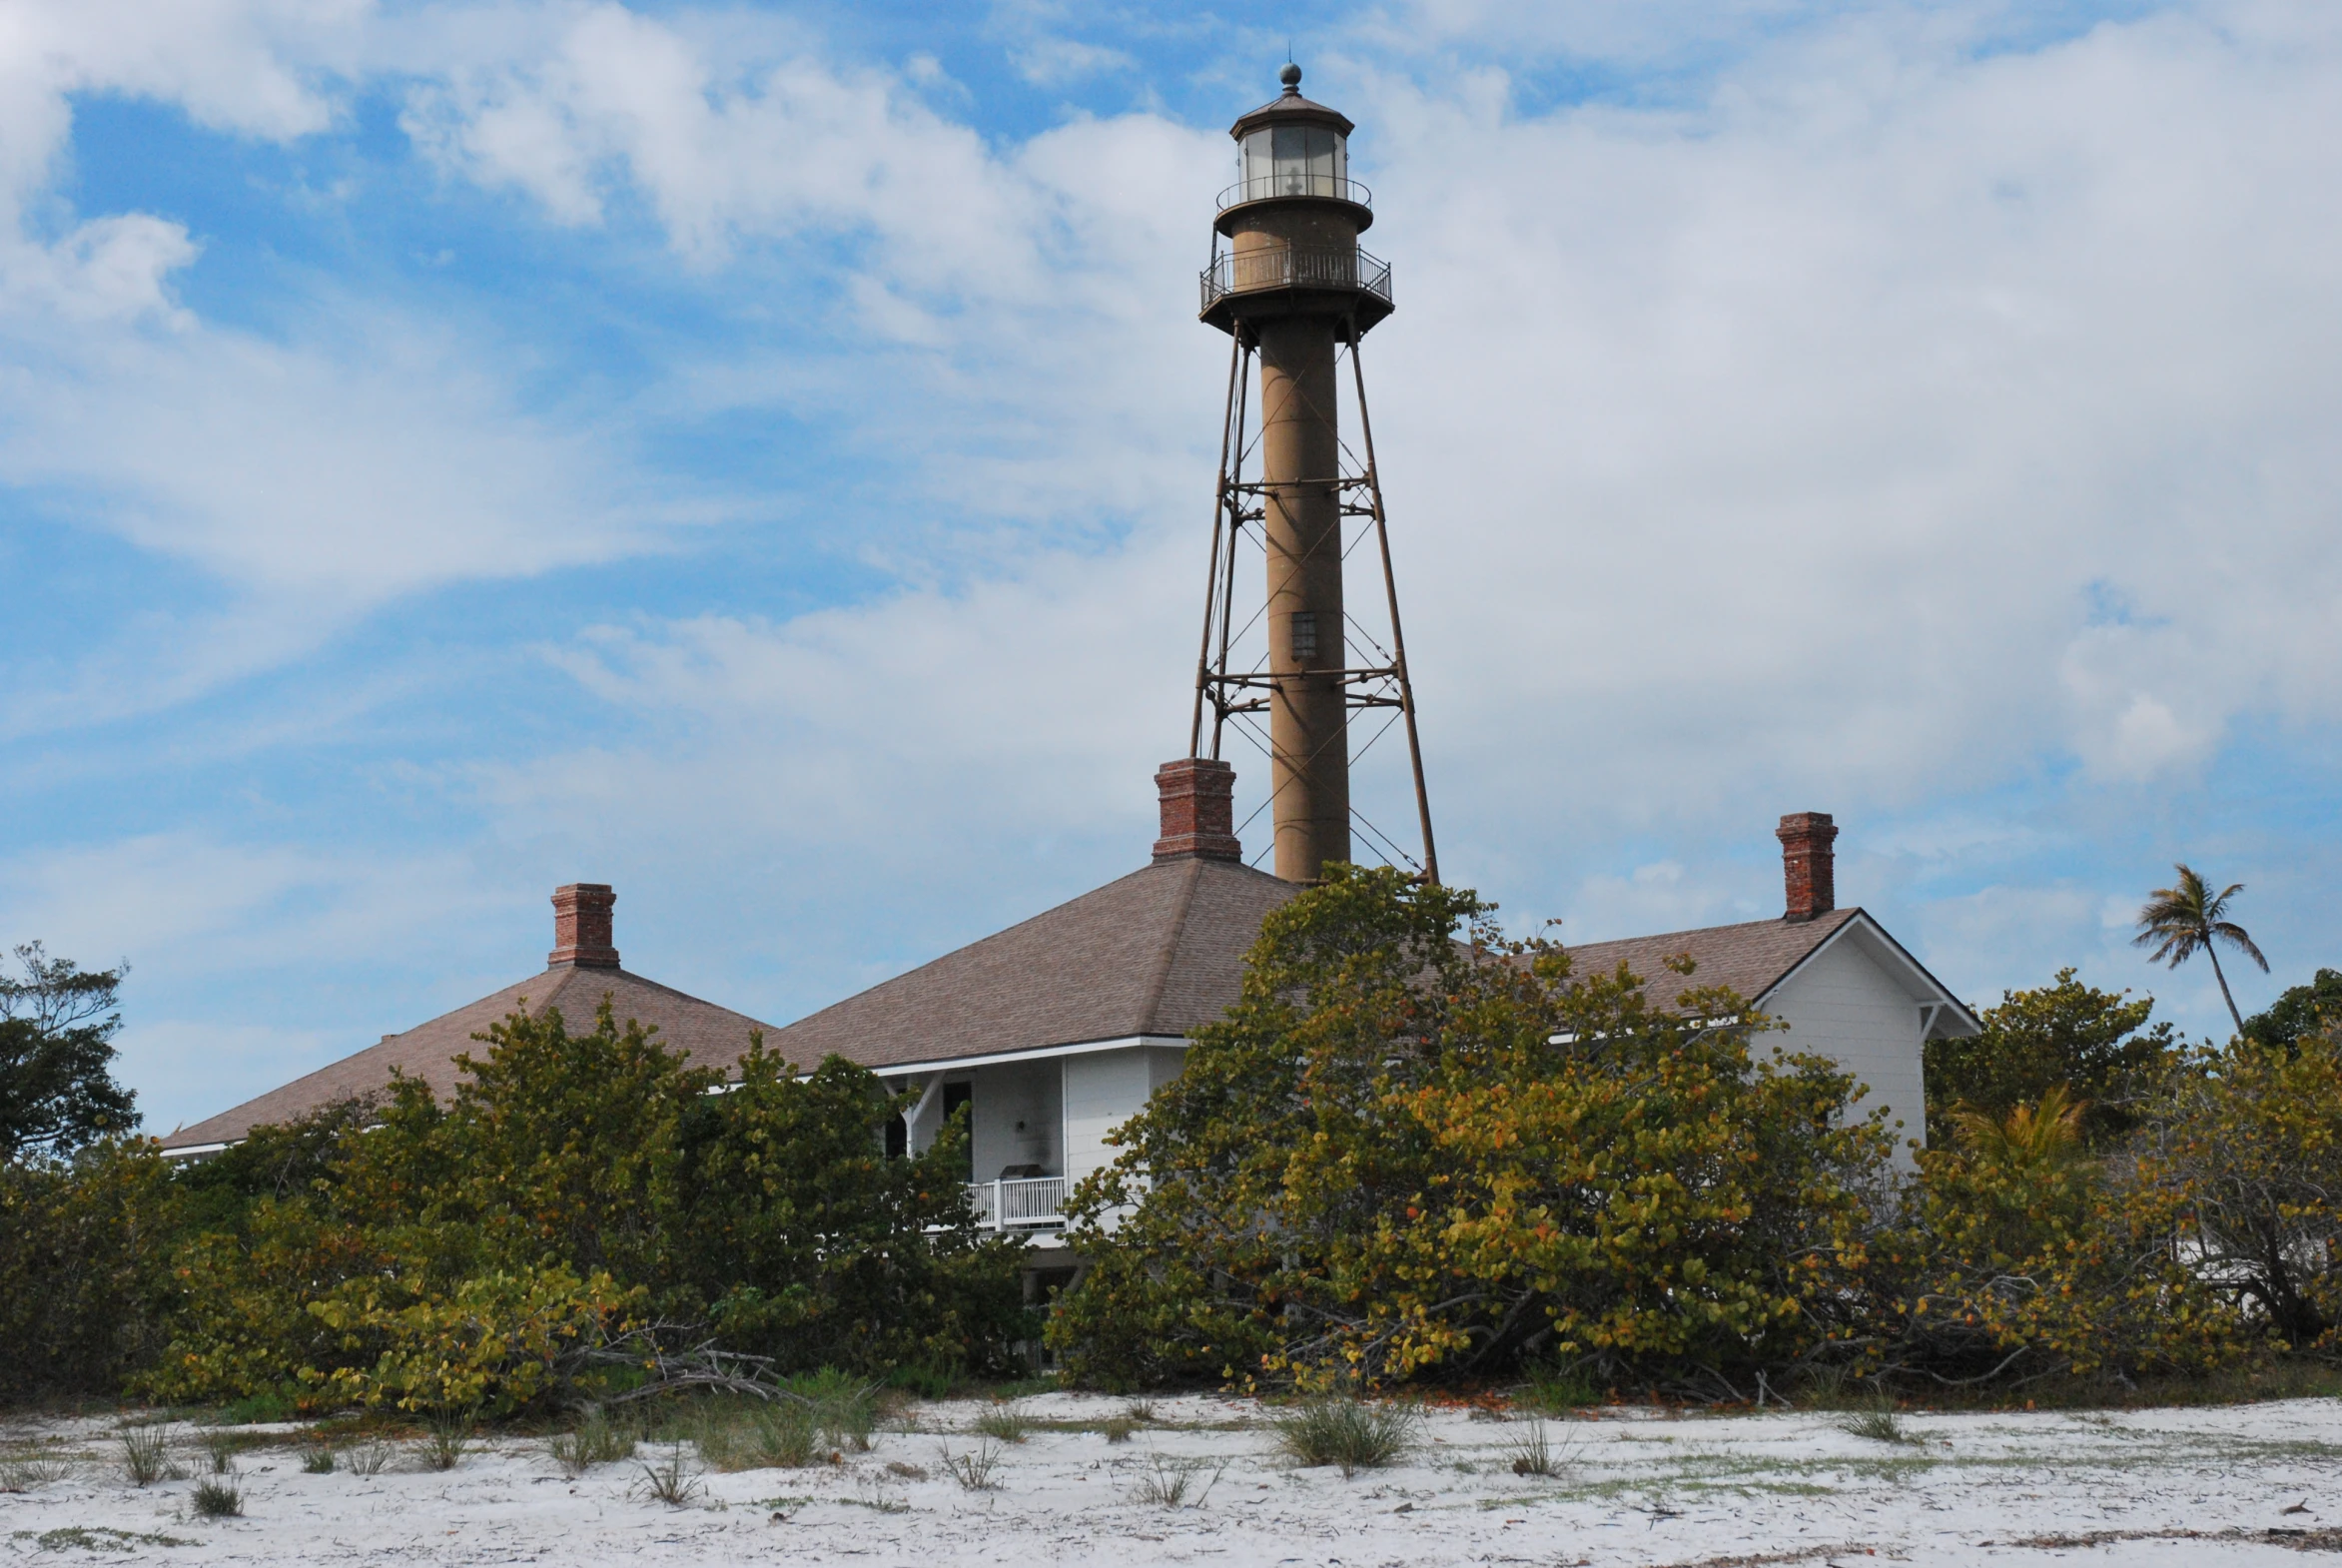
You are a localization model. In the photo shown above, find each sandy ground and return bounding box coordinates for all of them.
[5,1392,2340,1565]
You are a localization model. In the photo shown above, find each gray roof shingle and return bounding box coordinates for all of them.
[163,965,783,1151]
[764,856,1300,1072]
[1556,908,1862,1008]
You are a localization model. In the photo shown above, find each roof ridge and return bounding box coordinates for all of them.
[1568,905,1859,950]
[1135,858,1203,1031]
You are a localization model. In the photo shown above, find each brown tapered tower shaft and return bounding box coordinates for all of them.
[1256,317,1349,877]
[1192,64,1431,885]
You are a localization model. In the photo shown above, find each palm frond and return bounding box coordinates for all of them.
[2211,920,2270,973]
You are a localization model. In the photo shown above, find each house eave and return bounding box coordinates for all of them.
[871,1034,1191,1081]
[1756,910,1981,1037]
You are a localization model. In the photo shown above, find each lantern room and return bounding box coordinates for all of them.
[1213,64,1373,232]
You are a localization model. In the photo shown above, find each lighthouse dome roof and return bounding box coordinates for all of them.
[1229,64,1353,139]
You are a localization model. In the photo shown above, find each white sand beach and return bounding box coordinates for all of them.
[5,1393,2338,1565]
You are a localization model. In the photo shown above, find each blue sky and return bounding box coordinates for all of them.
[3,0,2338,1134]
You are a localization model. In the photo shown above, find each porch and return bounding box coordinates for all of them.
[965,1174,1070,1231]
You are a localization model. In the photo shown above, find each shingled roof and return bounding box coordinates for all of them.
[765,855,1299,1074]
[1560,907,1864,1008]
[163,893,783,1152]
[161,829,1966,1152]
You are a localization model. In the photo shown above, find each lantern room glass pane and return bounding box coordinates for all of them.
[1239,126,1347,200]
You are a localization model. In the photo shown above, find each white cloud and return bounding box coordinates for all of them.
[0,0,359,216]
[1012,36,1137,88]
[8,0,2342,1094]
[0,0,700,730]
[0,832,506,976]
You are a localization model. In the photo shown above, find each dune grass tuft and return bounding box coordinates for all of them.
[1274,1398,1414,1477]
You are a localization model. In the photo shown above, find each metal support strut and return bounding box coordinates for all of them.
[1186,318,1439,885]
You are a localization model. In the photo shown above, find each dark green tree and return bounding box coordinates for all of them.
[0,944,138,1163]
[2133,865,2267,1036]
[1924,969,2174,1148]
[2242,968,2342,1054]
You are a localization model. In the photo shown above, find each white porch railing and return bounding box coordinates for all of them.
[966,1176,1069,1230]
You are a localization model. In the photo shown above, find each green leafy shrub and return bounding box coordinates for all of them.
[1050,866,1890,1390]
[1838,1086,2239,1383]
[141,1004,1026,1412]
[0,1140,177,1400]
[306,1264,631,1417]
[2129,1029,2342,1348]
[1925,969,2174,1148]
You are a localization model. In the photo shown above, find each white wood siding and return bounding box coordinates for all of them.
[969,1058,1062,1178]
[1765,934,1929,1154]
[1063,1048,1155,1189]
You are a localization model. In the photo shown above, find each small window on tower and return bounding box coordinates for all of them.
[1290,611,1318,661]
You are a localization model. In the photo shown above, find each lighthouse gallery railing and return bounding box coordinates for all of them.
[1199,245,1392,315]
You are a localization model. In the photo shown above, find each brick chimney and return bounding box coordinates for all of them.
[549,883,620,969]
[1152,758,1242,864]
[1776,813,1838,923]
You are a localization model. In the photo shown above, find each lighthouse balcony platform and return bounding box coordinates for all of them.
[1199,243,1393,332]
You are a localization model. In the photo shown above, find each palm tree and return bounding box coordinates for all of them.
[2133,864,2268,1036]
[1951,1086,2088,1171]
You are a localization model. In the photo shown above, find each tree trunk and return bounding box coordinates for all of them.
[2207,945,2245,1037]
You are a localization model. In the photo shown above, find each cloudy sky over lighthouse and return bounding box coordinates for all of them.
[4,0,2339,1132]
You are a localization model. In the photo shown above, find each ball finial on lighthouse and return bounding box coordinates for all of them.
[1279,61,1303,93]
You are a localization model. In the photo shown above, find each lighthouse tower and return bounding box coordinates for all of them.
[1190,64,1434,884]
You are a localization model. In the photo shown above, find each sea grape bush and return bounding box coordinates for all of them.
[1047,865,2342,1393]
[1047,866,1893,1390]
[135,1008,1027,1413]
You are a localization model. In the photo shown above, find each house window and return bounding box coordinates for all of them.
[885,1114,907,1160]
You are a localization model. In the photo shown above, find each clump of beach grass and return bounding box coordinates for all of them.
[1131,1452,1224,1508]
[119,1424,181,1487]
[975,1403,1033,1443]
[343,1436,395,1476]
[1516,1363,1601,1413]
[635,1441,704,1507]
[548,1408,638,1475]
[1502,1416,1572,1477]
[2,1447,73,1490]
[197,1428,243,1475]
[191,1476,244,1517]
[421,1413,472,1471]
[941,1437,1004,1491]
[786,1368,880,1452]
[1839,1396,1914,1445]
[1274,1398,1414,1477]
